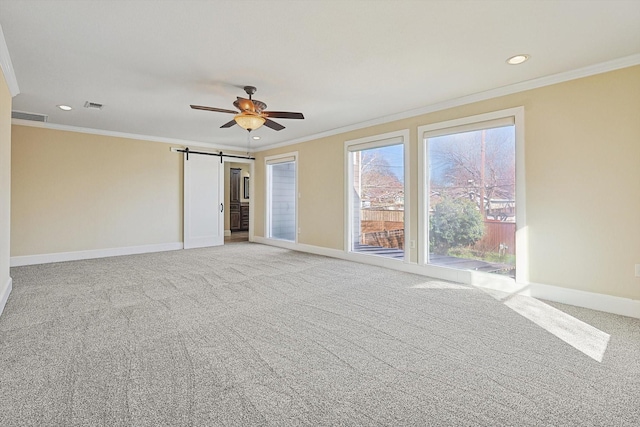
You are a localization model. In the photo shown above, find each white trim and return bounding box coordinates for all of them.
[254,237,640,319]
[418,116,515,139]
[255,53,640,153]
[265,155,296,164]
[264,151,298,243]
[526,282,640,320]
[417,107,527,283]
[264,151,299,164]
[344,130,410,262]
[10,242,183,267]
[0,25,19,96]
[403,131,411,262]
[11,119,242,152]
[345,135,404,152]
[344,144,353,254]
[513,108,528,282]
[253,236,343,258]
[417,125,426,266]
[0,277,12,317]
[417,107,523,134]
[5,52,637,155]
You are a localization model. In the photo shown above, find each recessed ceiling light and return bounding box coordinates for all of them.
[506,54,530,65]
[252,136,261,140]
[57,105,72,111]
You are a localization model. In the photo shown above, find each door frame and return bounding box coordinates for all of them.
[223,157,255,243]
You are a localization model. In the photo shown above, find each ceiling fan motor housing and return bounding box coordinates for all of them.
[244,86,257,98]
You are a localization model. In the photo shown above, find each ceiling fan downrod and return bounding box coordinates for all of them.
[244,86,257,100]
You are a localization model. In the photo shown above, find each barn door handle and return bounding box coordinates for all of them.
[220,203,224,213]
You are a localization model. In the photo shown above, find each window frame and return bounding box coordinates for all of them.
[344,130,410,262]
[265,151,298,243]
[417,107,526,284]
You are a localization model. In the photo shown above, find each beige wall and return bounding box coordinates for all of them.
[223,162,250,231]
[255,65,640,300]
[7,66,640,302]
[11,126,183,255]
[0,67,11,298]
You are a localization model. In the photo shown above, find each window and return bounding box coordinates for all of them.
[346,131,409,260]
[419,108,525,281]
[266,153,297,242]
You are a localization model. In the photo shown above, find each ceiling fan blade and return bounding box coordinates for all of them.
[220,119,237,128]
[263,119,285,131]
[263,111,305,120]
[234,97,255,112]
[190,105,237,114]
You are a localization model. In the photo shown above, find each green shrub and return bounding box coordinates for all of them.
[429,196,484,254]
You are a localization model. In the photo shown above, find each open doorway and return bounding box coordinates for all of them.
[224,161,252,243]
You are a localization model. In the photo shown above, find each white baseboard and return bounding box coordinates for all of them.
[526,282,640,319]
[0,277,12,317]
[224,230,231,237]
[10,242,184,267]
[254,237,640,319]
[253,237,344,258]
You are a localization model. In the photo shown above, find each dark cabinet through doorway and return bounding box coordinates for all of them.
[230,168,249,231]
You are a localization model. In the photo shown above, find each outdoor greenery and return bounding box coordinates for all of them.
[429,196,484,254]
[448,247,516,265]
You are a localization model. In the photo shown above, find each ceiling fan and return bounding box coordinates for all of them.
[190,86,304,132]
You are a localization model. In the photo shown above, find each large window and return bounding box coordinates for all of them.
[266,154,297,242]
[346,131,408,260]
[419,109,524,281]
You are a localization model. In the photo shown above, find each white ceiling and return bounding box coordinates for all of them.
[1,0,639,150]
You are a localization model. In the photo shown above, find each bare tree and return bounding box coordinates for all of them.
[360,151,403,209]
[429,127,515,220]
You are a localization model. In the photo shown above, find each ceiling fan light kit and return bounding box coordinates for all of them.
[234,112,266,131]
[191,85,304,133]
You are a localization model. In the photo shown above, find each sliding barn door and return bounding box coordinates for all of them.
[183,154,224,249]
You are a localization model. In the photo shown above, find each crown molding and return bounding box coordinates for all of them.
[0,24,20,96]
[256,53,640,152]
[7,51,639,154]
[11,118,246,152]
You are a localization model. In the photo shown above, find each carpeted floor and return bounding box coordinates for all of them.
[1,243,639,426]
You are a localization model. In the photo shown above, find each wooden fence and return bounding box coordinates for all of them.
[360,209,403,235]
[474,220,516,255]
[360,209,404,222]
[359,209,515,255]
[360,209,404,249]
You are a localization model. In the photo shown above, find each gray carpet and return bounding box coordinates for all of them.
[1,243,639,426]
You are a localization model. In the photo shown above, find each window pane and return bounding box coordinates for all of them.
[428,125,516,277]
[351,144,404,259]
[268,161,296,241]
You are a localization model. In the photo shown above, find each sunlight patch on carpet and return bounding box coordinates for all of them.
[494,292,610,362]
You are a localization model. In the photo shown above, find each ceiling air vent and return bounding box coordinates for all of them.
[84,101,103,110]
[12,110,48,122]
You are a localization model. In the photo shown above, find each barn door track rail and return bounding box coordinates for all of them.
[171,147,255,162]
